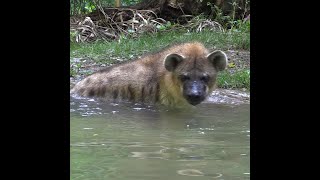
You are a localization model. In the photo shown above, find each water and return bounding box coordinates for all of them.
[70,89,250,180]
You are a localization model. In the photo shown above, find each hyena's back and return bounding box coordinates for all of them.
[71,54,164,103]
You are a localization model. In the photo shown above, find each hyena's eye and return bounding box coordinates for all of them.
[179,74,190,82]
[200,75,210,83]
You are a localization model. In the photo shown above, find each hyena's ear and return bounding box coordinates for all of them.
[207,50,228,71]
[164,53,184,72]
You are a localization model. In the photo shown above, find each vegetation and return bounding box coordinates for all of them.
[71,0,142,15]
[71,29,250,90]
[70,29,249,59]
[70,0,249,42]
[218,70,250,90]
[70,0,250,90]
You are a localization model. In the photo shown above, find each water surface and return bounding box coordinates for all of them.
[70,89,250,180]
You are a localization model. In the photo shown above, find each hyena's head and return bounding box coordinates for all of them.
[164,50,228,106]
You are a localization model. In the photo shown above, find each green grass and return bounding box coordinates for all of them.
[71,30,249,62]
[70,30,250,90]
[217,69,250,90]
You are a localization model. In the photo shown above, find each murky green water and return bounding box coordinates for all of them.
[70,89,250,180]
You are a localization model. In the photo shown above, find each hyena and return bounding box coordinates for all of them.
[71,42,228,107]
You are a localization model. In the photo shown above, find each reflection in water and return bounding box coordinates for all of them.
[70,89,250,180]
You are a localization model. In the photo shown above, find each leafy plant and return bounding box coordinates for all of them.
[156,21,172,31]
[70,0,96,15]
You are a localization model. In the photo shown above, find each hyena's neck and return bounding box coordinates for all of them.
[158,74,189,107]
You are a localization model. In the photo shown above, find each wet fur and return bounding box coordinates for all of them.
[71,42,227,107]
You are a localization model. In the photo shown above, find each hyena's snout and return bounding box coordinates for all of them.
[183,81,207,106]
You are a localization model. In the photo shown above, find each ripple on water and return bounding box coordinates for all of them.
[177,169,204,176]
[177,169,223,178]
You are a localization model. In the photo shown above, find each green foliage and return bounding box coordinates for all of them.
[218,69,250,90]
[99,0,142,6]
[121,0,141,6]
[70,59,83,77]
[206,0,250,32]
[70,0,143,15]
[206,2,234,30]
[84,1,96,12]
[70,0,96,15]
[70,31,77,43]
[156,21,172,31]
[70,30,250,61]
[230,20,250,33]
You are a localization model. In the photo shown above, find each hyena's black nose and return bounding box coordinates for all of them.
[187,93,201,101]
[184,81,206,105]
[185,92,205,105]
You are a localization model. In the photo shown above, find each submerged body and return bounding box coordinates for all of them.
[71,42,228,107]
